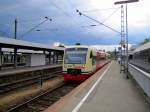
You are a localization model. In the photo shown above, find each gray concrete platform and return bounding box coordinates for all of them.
[45,61,150,112]
[0,64,62,76]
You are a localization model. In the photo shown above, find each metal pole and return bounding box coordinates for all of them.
[120,5,126,73]
[56,52,59,64]
[120,5,123,72]
[53,52,55,64]
[114,0,139,76]
[14,19,17,39]
[49,51,51,64]
[125,4,129,78]
[14,19,17,67]
[39,71,43,87]
[0,47,2,70]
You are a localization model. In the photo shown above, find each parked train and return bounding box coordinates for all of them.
[62,45,110,81]
[129,42,150,73]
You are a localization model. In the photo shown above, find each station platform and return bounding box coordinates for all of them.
[0,64,62,76]
[44,61,150,112]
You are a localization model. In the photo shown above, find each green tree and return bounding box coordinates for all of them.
[140,38,150,45]
[58,44,65,48]
[75,43,81,45]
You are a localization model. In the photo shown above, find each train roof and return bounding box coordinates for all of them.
[134,41,150,53]
[65,45,108,54]
[65,45,101,51]
[65,45,89,48]
[0,37,64,51]
[2,48,44,54]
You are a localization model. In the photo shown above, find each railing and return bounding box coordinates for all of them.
[129,63,150,98]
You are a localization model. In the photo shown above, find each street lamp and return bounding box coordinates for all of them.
[115,0,139,4]
[81,24,99,28]
[114,0,139,78]
[36,28,58,32]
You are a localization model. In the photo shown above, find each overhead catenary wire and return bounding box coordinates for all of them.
[66,0,75,8]
[82,7,121,13]
[36,28,58,32]
[47,0,87,40]
[64,0,97,40]
[65,0,120,25]
[19,18,45,24]
[101,7,120,23]
[76,9,121,34]
[20,17,52,38]
[19,18,49,31]
[0,22,14,34]
[81,24,98,28]
[46,0,74,32]
[65,0,86,28]
[65,1,122,41]
[81,7,120,28]
[47,0,70,17]
[47,0,85,29]
[0,30,7,36]
[0,23,11,26]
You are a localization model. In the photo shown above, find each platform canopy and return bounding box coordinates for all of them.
[0,37,64,52]
[134,41,150,52]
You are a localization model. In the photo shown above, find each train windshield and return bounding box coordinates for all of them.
[64,48,88,64]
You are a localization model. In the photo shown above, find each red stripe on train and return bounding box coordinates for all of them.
[63,61,110,81]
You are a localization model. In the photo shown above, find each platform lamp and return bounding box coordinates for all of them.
[114,0,139,78]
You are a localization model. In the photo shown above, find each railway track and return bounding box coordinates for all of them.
[0,68,62,93]
[7,82,79,112]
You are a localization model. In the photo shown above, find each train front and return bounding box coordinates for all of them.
[62,47,90,81]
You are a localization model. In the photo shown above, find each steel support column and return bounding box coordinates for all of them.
[120,5,126,73]
[52,52,55,64]
[125,4,129,78]
[56,52,58,64]
[14,48,17,67]
[49,51,51,64]
[0,47,2,70]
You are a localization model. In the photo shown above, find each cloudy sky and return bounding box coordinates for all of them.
[0,0,149,46]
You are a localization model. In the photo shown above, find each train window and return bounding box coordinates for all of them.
[141,50,149,62]
[66,48,75,51]
[129,55,133,60]
[92,56,96,65]
[148,50,150,63]
[148,57,150,63]
[78,48,88,51]
[64,53,86,64]
[64,48,88,64]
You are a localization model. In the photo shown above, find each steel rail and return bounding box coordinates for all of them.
[7,82,65,112]
[0,70,62,93]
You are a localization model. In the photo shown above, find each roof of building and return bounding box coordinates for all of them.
[0,37,64,51]
[134,41,150,52]
[2,48,44,54]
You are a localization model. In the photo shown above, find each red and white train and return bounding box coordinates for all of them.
[62,45,110,81]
